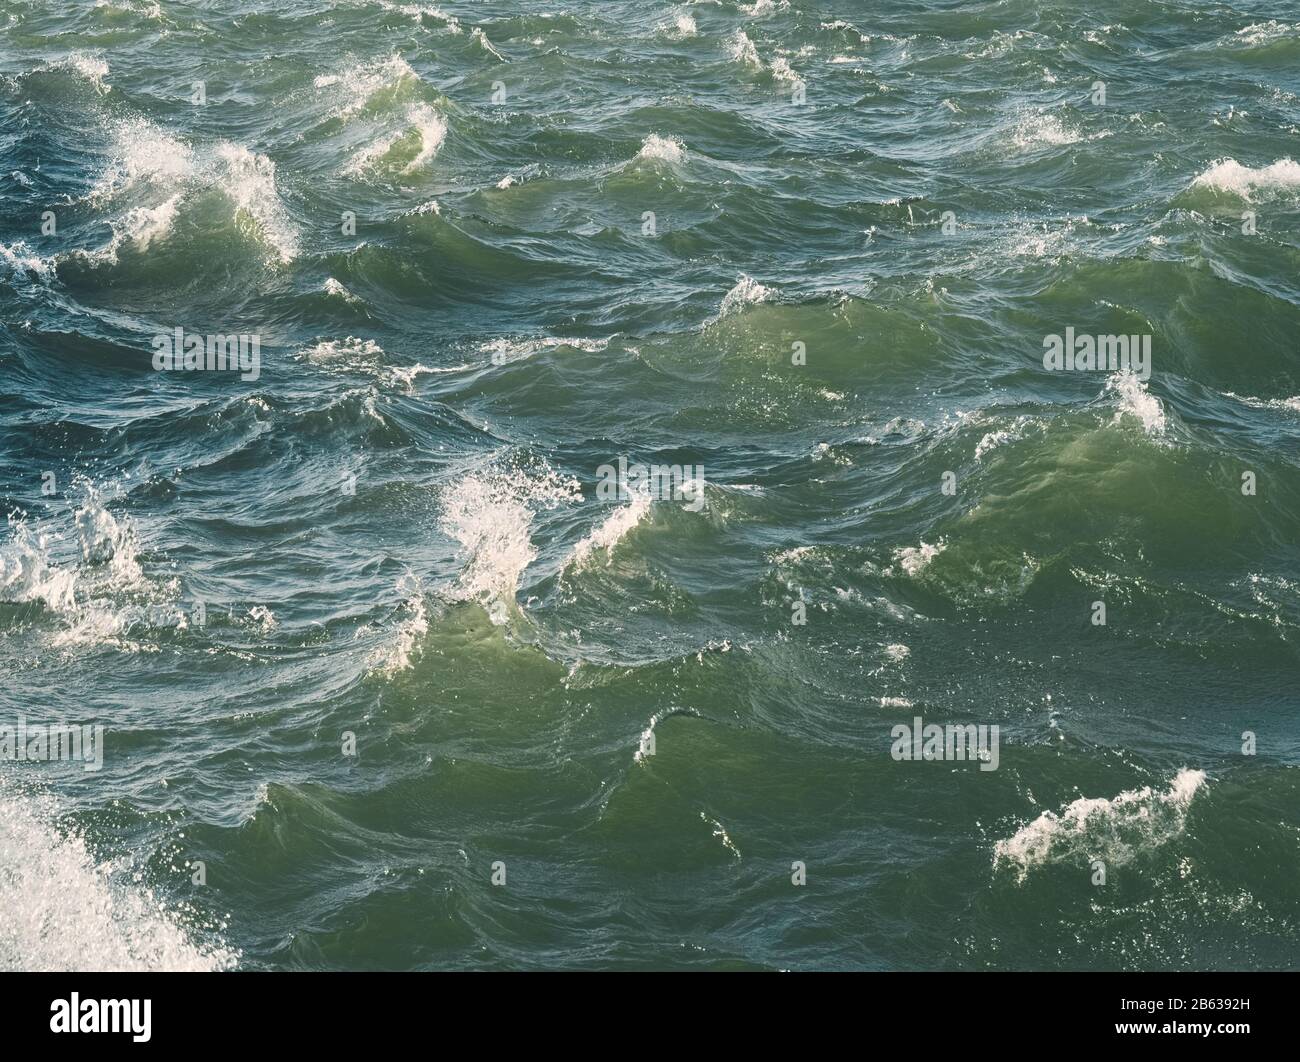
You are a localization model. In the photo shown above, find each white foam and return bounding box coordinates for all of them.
[893,539,945,576]
[634,713,663,763]
[385,363,438,392]
[478,335,608,365]
[637,133,686,164]
[322,277,360,303]
[0,241,56,284]
[91,118,195,204]
[439,461,581,618]
[370,578,429,676]
[297,336,431,392]
[316,54,419,119]
[49,52,111,94]
[87,119,299,264]
[1,486,182,651]
[298,336,385,369]
[119,194,181,251]
[662,11,696,38]
[1010,110,1082,150]
[471,27,504,60]
[1106,371,1165,435]
[975,430,1013,460]
[490,164,540,191]
[700,811,742,859]
[76,194,184,268]
[213,143,300,262]
[1232,20,1300,47]
[975,415,1037,460]
[769,57,804,90]
[93,0,163,16]
[367,0,460,30]
[73,488,143,587]
[1191,158,1300,200]
[726,30,763,68]
[404,103,447,171]
[345,103,446,176]
[994,769,1207,883]
[571,491,652,566]
[0,513,79,614]
[716,274,774,318]
[1222,391,1300,414]
[0,784,237,971]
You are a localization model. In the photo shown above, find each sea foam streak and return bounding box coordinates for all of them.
[478,335,608,365]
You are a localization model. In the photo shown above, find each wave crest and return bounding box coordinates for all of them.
[994,769,1206,883]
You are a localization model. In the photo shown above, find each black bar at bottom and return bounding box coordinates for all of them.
[0,971,1289,1048]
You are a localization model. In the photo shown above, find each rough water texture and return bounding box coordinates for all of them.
[1,0,1298,971]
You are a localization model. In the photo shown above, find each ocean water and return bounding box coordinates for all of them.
[1,0,1298,972]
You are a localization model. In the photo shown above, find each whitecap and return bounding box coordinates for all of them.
[661,11,696,38]
[769,57,804,90]
[86,119,299,264]
[322,277,361,303]
[297,336,427,391]
[0,785,238,971]
[636,133,686,165]
[1009,110,1082,151]
[1190,158,1300,200]
[90,118,195,204]
[716,274,774,318]
[892,539,945,576]
[726,30,763,68]
[0,241,56,284]
[571,491,652,566]
[345,103,446,176]
[741,0,788,15]
[316,54,419,120]
[298,336,385,369]
[48,52,111,94]
[369,579,430,676]
[1106,371,1165,435]
[213,143,300,262]
[471,27,504,60]
[1231,20,1300,47]
[439,461,581,618]
[994,769,1207,883]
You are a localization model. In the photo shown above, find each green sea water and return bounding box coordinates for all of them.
[1,0,1298,970]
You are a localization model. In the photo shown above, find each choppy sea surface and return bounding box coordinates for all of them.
[1,0,1298,971]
